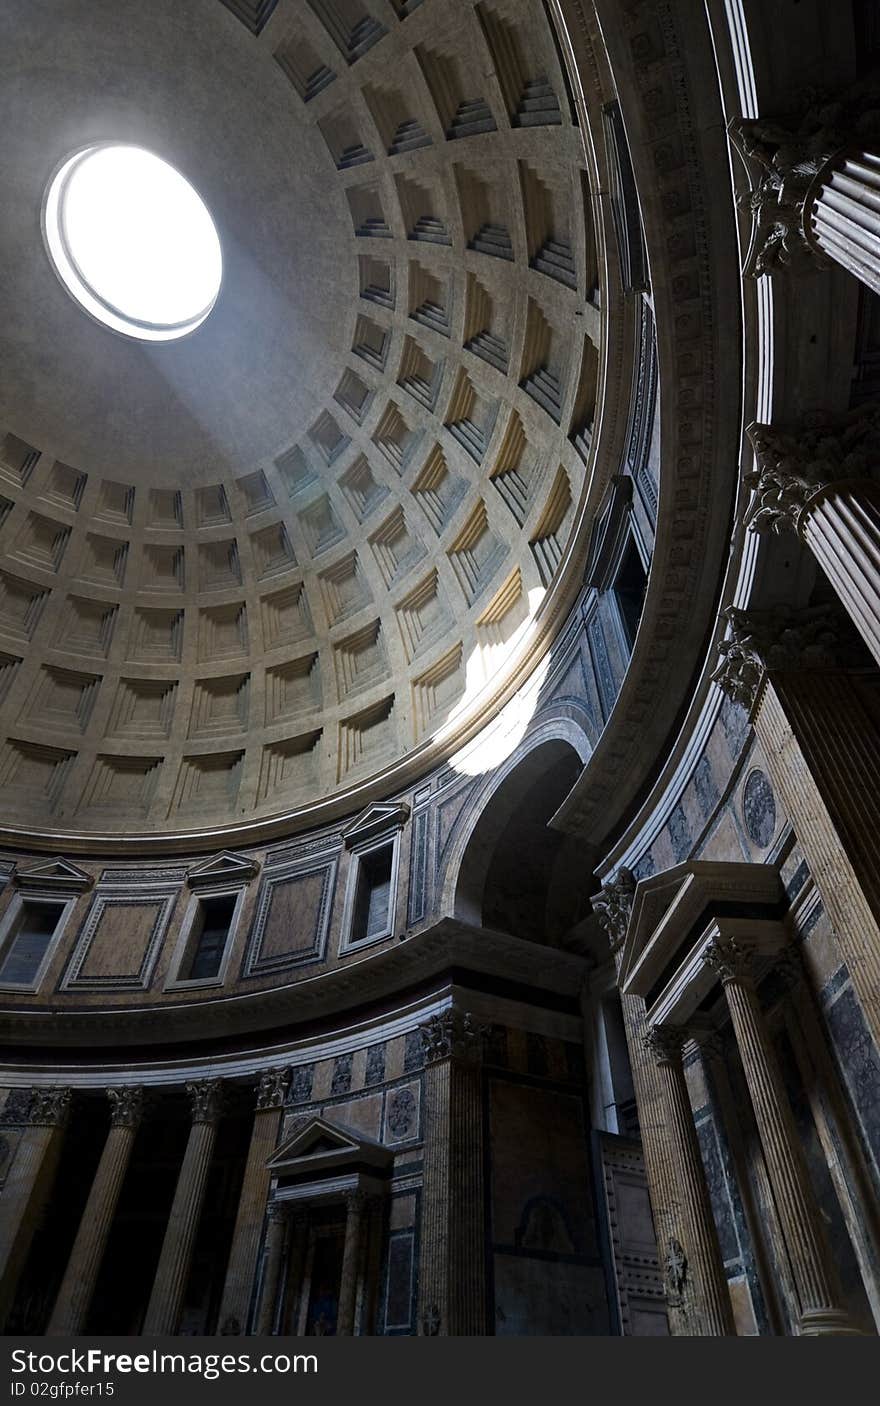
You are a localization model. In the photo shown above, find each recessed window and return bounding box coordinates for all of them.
[43,143,222,342]
[350,843,395,945]
[183,894,238,982]
[613,536,648,650]
[0,900,64,986]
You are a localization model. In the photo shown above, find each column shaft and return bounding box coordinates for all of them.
[47,1088,143,1336]
[254,1208,288,1335]
[618,994,688,1334]
[336,1193,367,1336]
[801,482,880,668]
[650,1035,735,1335]
[713,950,858,1334]
[0,1090,70,1329]
[755,671,880,1050]
[218,1070,287,1333]
[142,1081,222,1335]
[806,151,880,297]
[416,1011,486,1336]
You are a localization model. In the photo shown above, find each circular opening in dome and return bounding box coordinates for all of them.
[43,143,222,342]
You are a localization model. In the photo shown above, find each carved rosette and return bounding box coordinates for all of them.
[643,1025,687,1066]
[418,1010,488,1067]
[712,605,843,712]
[28,1086,72,1127]
[703,937,756,987]
[186,1078,224,1125]
[256,1068,290,1111]
[591,866,636,953]
[107,1085,144,1128]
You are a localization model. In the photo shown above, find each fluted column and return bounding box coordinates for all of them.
[728,102,880,294]
[254,1203,288,1335]
[337,1191,369,1336]
[47,1087,144,1336]
[705,938,860,1335]
[218,1068,289,1334]
[644,1028,736,1336]
[0,1088,71,1329]
[142,1079,223,1336]
[714,606,880,1054]
[416,1009,487,1336]
[804,150,880,296]
[593,870,688,1335]
[744,413,880,669]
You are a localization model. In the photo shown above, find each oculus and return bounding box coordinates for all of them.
[43,143,222,342]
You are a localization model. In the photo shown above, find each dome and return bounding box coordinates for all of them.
[0,0,601,845]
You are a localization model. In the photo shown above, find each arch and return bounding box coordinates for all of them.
[448,731,589,942]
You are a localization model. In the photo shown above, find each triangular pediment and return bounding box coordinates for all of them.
[14,857,93,892]
[619,861,782,995]
[187,850,260,887]
[267,1116,392,1177]
[342,801,410,848]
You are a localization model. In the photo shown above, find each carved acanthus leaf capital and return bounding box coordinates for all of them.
[712,605,843,711]
[186,1078,224,1124]
[703,937,756,987]
[745,407,880,533]
[107,1086,144,1128]
[591,867,636,952]
[256,1068,290,1111]
[419,1010,488,1067]
[643,1025,687,1066]
[729,79,880,278]
[28,1086,72,1128]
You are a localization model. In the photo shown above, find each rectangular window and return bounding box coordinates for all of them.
[351,843,394,944]
[0,900,63,985]
[613,536,648,650]
[184,893,237,981]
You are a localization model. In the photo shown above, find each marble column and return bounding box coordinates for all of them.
[0,1088,71,1329]
[714,606,880,1055]
[46,1086,144,1336]
[644,1027,736,1336]
[704,938,861,1335]
[282,1210,310,1335]
[728,110,880,294]
[254,1203,288,1335]
[142,1079,223,1336]
[804,150,880,297]
[416,1009,487,1336]
[217,1068,288,1334]
[744,414,880,670]
[336,1191,368,1336]
[593,870,690,1335]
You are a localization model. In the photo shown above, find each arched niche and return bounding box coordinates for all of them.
[452,735,591,944]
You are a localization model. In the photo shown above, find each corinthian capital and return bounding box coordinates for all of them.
[745,407,880,534]
[107,1086,144,1128]
[643,1025,686,1066]
[186,1078,224,1124]
[591,867,636,952]
[729,80,880,278]
[704,937,756,987]
[712,605,842,711]
[256,1067,289,1111]
[419,1010,488,1067]
[28,1086,72,1127]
